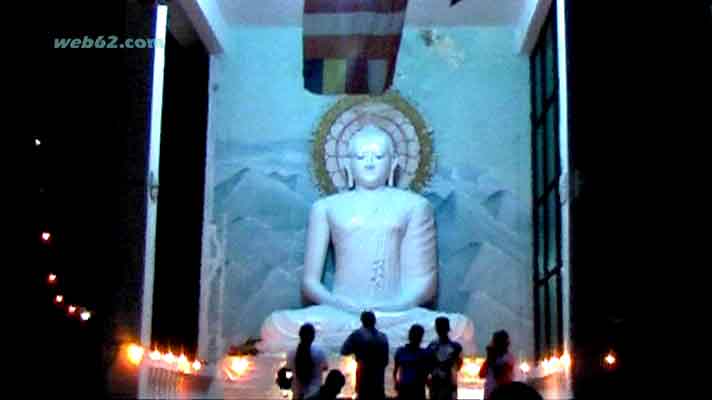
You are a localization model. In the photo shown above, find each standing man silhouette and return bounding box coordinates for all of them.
[427,317,463,400]
[394,324,430,400]
[341,311,389,400]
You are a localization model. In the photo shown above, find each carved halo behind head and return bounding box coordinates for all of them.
[311,92,434,195]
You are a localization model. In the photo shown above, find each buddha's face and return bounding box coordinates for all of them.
[349,126,394,190]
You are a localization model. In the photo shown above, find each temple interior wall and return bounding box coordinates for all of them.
[201,25,534,359]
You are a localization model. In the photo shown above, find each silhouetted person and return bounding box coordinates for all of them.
[480,330,516,399]
[304,369,347,400]
[489,382,543,400]
[427,316,463,400]
[286,323,328,399]
[276,367,293,391]
[340,311,389,400]
[394,324,430,400]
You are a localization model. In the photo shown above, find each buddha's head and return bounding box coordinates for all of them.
[346,124,398,190]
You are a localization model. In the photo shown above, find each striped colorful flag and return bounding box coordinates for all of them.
[303,0,409,95]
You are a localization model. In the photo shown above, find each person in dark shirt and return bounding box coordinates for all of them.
[393,324,430,400]
[427,316,463,400]
[340,311,389,400]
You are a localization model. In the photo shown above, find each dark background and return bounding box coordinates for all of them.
[29,0,208,397]
[29,1,128,397]
[26,0,711,398]
[566,1,711,397]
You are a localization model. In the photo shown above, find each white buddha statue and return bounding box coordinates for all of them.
[258,125,475,354]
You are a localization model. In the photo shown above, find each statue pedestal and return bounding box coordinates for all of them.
[259,306,478,356]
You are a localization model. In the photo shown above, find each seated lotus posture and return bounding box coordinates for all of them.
[258,124,475,354]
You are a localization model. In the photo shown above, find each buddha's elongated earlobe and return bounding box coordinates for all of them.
[388,159,399,187]
[344,166,354,190]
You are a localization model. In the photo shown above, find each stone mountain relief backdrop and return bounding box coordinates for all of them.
[202,26,533,359]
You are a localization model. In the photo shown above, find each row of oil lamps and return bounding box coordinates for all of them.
[125,343,205,375]
[48,273,92,321]
[459,353,572,383]
[460,350,616,382]
[125,344,615,382]
[42,233,92,322]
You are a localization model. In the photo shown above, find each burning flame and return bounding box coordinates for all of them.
[561,352,572,369]
[343,356,357,375]
[123,343,202,375]
[127,344,145,366]
[604,352,616,366]
[460,357,483,382]
[540,358,552,376]
[163,352,176,364]
[177,354,192,374]
[340,356,358,388]
[149,349,162,361]
[520,361,531,374]
[192,360,202,372]
[535,351,574,377]
[224,356,250,380]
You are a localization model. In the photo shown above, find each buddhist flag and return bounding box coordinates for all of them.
[303,0,409,95]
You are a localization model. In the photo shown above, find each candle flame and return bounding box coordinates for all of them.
[520,361,531,374]
[224,356,250,380]
[605,353,616,366]
[127,344,145,366]
[163,352,176,364]
[340,356,358,388]
[561,352,572,369]
[149,349,162,361]
[192,360,202,372]
[177,354,192,374]
[460,357,482,381]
